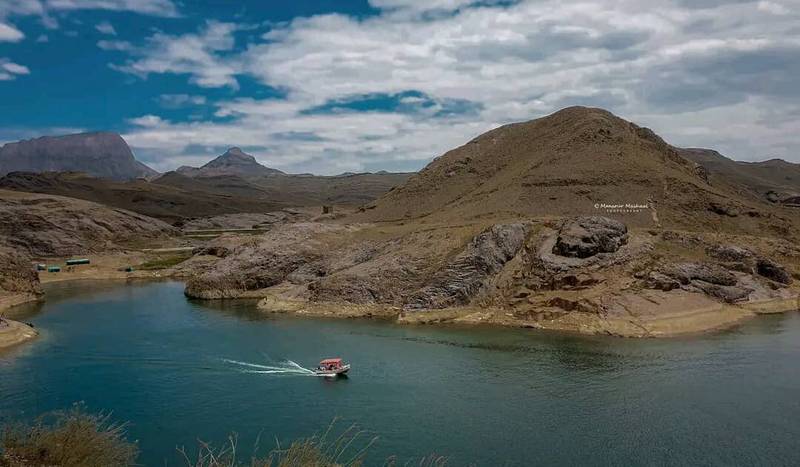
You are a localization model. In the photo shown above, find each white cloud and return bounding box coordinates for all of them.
[45,0,179,17]
[157,94,207,108]
[112,21,240,88]
[113,0,800,173]
[7,0,800,172]
[0,59,30,81]
[36,34,48,42]
[95,21,116,35]
[757,1,789,14]
[2,62,30,75]
[97,39,133,51]
[0,22,24,42]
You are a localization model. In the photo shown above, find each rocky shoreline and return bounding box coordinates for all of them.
[176,215,799,338]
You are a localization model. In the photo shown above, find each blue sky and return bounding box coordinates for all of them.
[1,0,799,174]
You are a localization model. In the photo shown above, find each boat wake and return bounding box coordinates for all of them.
[223,358,320,376]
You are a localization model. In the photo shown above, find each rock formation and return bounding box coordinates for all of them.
[0,189,176,257]
[0,132,157,180]
[552,216,628,258]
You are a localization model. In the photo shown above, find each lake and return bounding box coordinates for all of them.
[1,280,799,466]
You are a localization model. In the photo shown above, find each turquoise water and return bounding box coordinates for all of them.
[1,280,799,466]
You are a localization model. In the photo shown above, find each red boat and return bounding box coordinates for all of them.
[315,358,350,377]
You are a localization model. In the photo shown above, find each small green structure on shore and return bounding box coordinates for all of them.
[47,266,61,273]
[66,258,91,266]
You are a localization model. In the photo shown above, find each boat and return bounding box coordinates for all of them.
[314,358,350,377]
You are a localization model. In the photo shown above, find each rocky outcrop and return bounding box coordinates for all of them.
[0,132,156,180]
[646,262,753,303]
[706,244,793,284]
[0,189,176,257]
[0,247,42,298]
[184,223,344,299]
[756,258,792,285]
[552,216,628,258]
[407,224,528,309]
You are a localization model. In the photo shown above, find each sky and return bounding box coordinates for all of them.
[0,0,798,175]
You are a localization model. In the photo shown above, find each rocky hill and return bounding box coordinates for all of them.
[0,132,157,180]
[176,147,284,178]
[179,106,799,338]
[0,189,176,257]
[357,106,797,238]
[680,148,800,204]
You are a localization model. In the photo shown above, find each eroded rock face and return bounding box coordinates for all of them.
[184,223,344,299]
[706,244,793,285]
[0,247,42,297]
[660,262,737,286]
[407,223,528,309]
[756,258,793,284]
[648,262,753,303]
[706,244,754,263]
[552,216,628,258]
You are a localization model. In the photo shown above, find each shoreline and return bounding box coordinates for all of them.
[253,289,799,338]
[4,253,798,345]
[0,293,41,351]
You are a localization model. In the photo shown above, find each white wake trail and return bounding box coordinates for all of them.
[223,358,316,376]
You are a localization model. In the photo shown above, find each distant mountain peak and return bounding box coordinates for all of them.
[0,131,157,181]
[181,147,285,178]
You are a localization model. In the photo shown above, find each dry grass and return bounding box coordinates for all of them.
[179,422,377,467]
[0,404,138,467]
[2,410,450,467]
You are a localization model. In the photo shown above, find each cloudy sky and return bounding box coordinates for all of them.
[0,0,798,174]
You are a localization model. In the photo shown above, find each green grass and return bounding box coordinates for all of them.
[137,253,192,270]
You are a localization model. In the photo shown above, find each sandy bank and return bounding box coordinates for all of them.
[37,252,182,284]
[254,291,798,338]
[0,317,38,350]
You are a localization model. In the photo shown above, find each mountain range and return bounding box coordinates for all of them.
[0,140,411,223]
[1,108,798,231]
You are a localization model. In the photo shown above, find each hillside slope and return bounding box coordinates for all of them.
[359,106,797,237]
[0,172,287,224]
[680,148,800,203]
[0,189,176,257]
[0,132,157,180]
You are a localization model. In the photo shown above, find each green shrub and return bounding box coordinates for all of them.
[137,253,192,270]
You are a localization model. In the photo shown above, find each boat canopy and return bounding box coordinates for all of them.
[320,358,342,365]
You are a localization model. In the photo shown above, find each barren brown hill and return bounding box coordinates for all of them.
[358,106,798,238]
[0,171,287,224]
[680,148,800,203]
[0,189,176,257]
[0,132,157,180]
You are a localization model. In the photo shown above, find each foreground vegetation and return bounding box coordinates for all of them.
[137,253,192,271]
[1,406,448,466]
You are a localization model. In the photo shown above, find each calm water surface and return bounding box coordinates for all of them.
[1,281,799,466]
